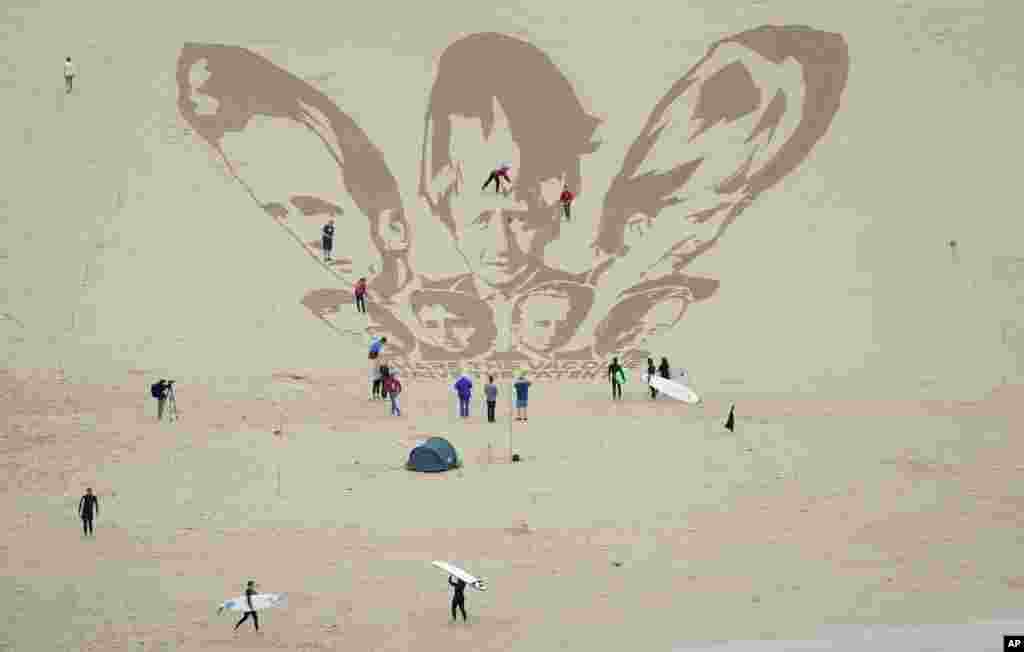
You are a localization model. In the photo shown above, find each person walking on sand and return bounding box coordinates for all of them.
[321,218,335,262]
[454,373,473,418]
[64,57,75,93]
[78,487,98,537]
[449,575,468,622]
[608,357,624,401]
[481,163,512,194]
[484,375,498,423]
[658,357,671,382]
[384,372,402,416]
[233,580,260,631]
[559,184,575,221]
[647,357,658,399]
[513,373,532,421]
[353,277,367,314]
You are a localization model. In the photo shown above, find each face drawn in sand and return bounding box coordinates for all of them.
[178,27,848,364]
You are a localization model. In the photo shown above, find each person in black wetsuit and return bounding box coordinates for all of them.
[658,357,671,381]
[78,487,98,537]
[608,357,624,401]
[234,580,260,631]
[449,575,468,622]
[647,357,658,399]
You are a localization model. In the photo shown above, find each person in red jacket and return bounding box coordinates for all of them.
[354,277,367,314]
[383,372,402,416]
[559,184,575,221]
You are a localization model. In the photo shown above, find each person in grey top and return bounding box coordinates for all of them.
[484,375,499,423]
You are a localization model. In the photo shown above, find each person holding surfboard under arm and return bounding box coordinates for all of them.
[608,357,624,400]
[647,357,658,399]
[449,575,468,622]
[234,580,260,632]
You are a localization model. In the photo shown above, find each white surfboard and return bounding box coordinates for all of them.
[218,593,287,612]
[648,375,701,404]
[432,561,487,591]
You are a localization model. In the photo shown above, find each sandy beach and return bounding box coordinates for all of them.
[2,0,1024,650]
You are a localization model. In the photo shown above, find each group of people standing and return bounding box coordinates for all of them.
[646,356,674,400]
[368,337,401,415]
[453,373,533,422]
[606,356,675,400]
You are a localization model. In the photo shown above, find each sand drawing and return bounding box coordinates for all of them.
[176,26,848,375]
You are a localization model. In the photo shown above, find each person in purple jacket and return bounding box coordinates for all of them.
[453,373,473,418]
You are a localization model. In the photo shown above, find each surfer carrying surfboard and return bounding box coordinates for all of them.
[449,575,468,621]
[647,358,658,399]
[233,580,260,631]
[608,357,625,400]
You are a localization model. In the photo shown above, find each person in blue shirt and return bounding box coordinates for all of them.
[453,374,473,418]
[513,373,532,421]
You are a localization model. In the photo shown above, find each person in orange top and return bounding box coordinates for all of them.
[559,184,575,221]
[354,277,368,314]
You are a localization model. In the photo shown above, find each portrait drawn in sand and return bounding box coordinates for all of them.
[176,26,848,371]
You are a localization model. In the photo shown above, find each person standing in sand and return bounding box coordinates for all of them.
[658,357,671,382]
[454,373,473,418]
[608,357,624,401]
[379,362,391,400]
[559,184,575,221]
[513,373,532,421]
[78,487,98,537]
[368,336,386,398]
[484,375,498,423]
[384,372,402,416]
[354,277,368,314]
[64,57,75,93]
[321,218,336,262]
[449,575,468,622]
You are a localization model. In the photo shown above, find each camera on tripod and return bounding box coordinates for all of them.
[150,378,180,421]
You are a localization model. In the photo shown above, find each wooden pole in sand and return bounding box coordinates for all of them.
[508,368,518,463]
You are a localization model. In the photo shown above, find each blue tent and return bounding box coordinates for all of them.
[407,437,459,473]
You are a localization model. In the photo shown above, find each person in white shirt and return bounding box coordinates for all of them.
[64,57,75,93]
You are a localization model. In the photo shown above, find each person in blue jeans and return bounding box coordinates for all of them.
[384,373,402,416]
[454,374,473,418]
[513,373,532,421]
